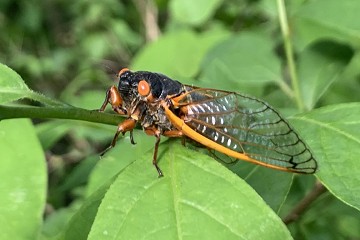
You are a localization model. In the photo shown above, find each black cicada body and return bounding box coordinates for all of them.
[99,68,317,177]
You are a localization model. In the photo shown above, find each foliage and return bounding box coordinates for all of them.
[0,0,359,239]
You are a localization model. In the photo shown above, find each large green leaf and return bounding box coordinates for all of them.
[169,0,223,26]
[131,29,229,80]
[0,119,47,239]
[292,0,360,49]
[200,32,282,95]
[87,141,292,240]
[290,103,360,211]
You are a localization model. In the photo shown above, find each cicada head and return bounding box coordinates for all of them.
[116,68,185,120]
[117,68,137,104]
[116,68,157,118]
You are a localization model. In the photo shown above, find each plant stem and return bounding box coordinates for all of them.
[0,105,124,126]
[282,181,327,224]
[277,0,304,111]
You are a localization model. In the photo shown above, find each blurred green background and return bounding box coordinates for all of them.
[1,0,360,239]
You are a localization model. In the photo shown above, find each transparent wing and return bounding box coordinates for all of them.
[178,88,317,173]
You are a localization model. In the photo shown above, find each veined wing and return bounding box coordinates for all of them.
[176,88,317,174]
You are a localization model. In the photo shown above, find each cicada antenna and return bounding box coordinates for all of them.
[91,59,123,79]
[101,64,118,77]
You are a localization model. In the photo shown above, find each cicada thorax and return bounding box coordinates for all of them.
[116,69,185,133]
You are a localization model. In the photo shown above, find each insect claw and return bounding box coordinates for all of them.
[129,131,136,145]
[155,165,163,178]
[99,145,112,157]
[181,137,186,146]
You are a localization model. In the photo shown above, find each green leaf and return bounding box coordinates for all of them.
[292,0,360,49]
[0,119,47,239]
[0,63,31,104]
[88,141,292,240]
[298,41,354,110]
[41,207,76,239]
[59,155,99,192]
[221,158,293,212]
[131,29,229,80]
[200,32,282,94]
[169,0,223,26]
[0,63,69,107]
[242,166,293,213]
[85,130,159,197]
[36,121,72,150]
[83,33,111,59]
[290,103,360,211]
[63,183,113,240]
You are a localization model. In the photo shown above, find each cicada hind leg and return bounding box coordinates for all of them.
[152,134,163,177]
[145,127,184,177]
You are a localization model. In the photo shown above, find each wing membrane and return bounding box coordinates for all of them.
[178,88,317,173]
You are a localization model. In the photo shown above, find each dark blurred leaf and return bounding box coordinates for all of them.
[293,0,360,49]
[59,155,99,192]
[36,121,72,150]
[298,41,354,110]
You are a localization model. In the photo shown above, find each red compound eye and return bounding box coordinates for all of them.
[138,80,150,96]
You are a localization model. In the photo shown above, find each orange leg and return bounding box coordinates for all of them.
[163,130,183,137]
[99,86,126,115]
[164,130,186,146]
[100,118,136,157]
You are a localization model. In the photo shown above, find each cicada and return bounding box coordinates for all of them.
[99,68,317,177]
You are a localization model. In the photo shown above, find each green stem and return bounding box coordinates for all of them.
[277,0,304,111]
[0,105,124,126]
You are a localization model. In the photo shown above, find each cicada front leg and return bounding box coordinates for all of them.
[99,85,126,115]
[100,118,137,157]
